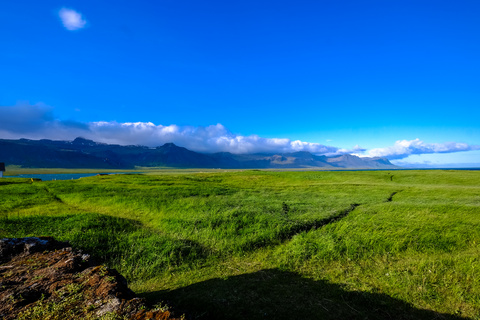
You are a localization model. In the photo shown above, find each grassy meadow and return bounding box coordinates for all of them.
[1,169,479,319]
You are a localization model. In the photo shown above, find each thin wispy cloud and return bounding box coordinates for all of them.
[337,145,367,155]
[59,8,87,31]
[367,139,480,160]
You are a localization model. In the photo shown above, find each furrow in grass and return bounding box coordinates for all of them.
[232,203,362,253]
[385,190,402,202]
[42,185,65,203]
[276,203,360,241]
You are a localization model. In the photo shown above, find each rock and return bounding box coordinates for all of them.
[0,237,69,263]
[0,237,181,320]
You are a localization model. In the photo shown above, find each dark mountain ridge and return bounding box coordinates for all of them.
[0,137,398,169]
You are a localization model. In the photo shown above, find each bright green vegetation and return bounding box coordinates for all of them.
[1,170,479,319]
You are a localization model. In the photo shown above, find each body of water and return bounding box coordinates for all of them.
[10,173,120,181]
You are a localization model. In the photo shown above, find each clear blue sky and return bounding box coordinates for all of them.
[1,0,479,166]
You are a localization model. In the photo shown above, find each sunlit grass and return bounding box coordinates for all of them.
[1,170,479,318]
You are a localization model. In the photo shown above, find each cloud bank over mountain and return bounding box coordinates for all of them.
[0,104,338,155]
[1,104,478,162]
[84,121,341,154]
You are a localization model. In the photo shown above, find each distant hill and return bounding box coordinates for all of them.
[0,137,398,169]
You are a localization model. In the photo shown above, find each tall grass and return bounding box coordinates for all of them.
[1,170,479,318]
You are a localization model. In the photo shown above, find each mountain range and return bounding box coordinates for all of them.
[0,137,398,169]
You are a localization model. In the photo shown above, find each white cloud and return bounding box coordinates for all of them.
[59,8,87,31]
[0,104,338,155]
[367,138,480,160]
[1,104,478,162]
[391,151,480,168]
[86,122,339,154]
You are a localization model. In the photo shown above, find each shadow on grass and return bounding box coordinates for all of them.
[0,214,210,274]
[142,268,469,320]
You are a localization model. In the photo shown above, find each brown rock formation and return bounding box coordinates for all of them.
[0,237,181,320]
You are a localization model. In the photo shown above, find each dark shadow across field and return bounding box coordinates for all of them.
[143,268,468,320]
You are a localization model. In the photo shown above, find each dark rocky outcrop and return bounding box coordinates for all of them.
[0,237,180,320]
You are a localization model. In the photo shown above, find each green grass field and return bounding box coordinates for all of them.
[1,170,479,319]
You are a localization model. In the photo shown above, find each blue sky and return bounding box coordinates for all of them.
[1,0,479,167]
